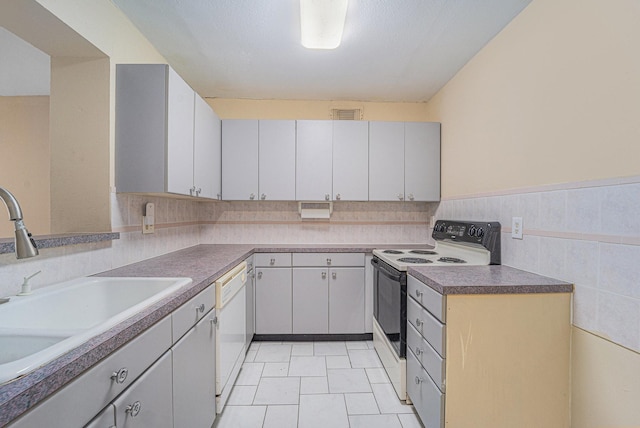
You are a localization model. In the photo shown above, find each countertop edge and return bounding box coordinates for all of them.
[0,232,120,255]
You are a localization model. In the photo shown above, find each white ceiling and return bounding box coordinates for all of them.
[111,0,532,102]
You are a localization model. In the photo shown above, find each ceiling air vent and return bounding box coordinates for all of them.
[331,108,362,120]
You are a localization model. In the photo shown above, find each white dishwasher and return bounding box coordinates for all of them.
[215,261,247,413]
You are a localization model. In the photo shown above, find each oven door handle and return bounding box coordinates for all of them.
[371,258,403,282]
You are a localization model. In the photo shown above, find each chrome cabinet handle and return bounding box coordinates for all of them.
[408,193,414,201]
[250,193,255,200]
[270,258,276,265]
[397,193,404,201]
[335,193,341,200]
[111,367,128,384]
[326,258,332,265]
[210,316,218,325]
[416,318,423,327]
[415,289,423,298]
[261,193,266,200]
[322,271,327,279]
[217,193,221,200]
[189,186,196,196]
[125,401,141,417]
[415,376,424,385]
[257,271,263,279]
[325,194,330,201]
[196,303,205,313]
[415,346,423,356]
[332,272,337,280]
[195,187,202,196]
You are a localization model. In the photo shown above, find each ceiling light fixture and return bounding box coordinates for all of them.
[300,0,348,50]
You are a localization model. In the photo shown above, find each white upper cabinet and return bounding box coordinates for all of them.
[194,95,221,199]
[369,121,405,201]
[115,64,220,199]
[296,120,333,201]
[405,122,440,201]
[259,120,296,200]
[333,121,369,201]
[221,119,259,200]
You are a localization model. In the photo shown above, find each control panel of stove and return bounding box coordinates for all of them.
[432,220,501,265]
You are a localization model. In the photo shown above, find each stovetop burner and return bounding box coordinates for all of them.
[438,257,467,264]
[383,250,404,254]
[397,257,432,264]
[409,250,437,255]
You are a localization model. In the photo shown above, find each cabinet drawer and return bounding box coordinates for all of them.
[10,316,172,428]
[254,253,292,267]
[113,351,173,427]
[172,284,215,341]
[407,321,445,392]
[293,253,364,267]
[407,297,445,358]
[408,275,446,323]
[407,349,444,428]
[85,404,115,428]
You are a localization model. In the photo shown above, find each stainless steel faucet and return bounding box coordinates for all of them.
[0,187,39,259]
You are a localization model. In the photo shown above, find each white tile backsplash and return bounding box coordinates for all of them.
[437,177,640,353]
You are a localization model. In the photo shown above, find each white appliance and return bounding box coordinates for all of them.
[215,261,247,413]
[371,220,501,401]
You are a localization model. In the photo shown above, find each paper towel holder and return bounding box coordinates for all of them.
[298,201,333,219]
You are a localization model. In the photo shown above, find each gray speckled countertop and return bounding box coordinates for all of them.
[0,232,120,255]
[408,265,573,295]
[0,243,420,426]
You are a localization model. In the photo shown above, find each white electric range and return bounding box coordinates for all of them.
[371,220,501,401]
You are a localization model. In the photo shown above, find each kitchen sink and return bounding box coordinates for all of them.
[0,276,191,384]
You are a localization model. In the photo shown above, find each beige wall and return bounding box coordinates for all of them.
[0,96,50,238]
[208,98,429,121]
[424,0,640,198]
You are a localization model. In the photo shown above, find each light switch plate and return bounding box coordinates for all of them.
[511,217,523,239]
[143,202,155,234]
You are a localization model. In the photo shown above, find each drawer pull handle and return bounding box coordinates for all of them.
[211,316,218,325]
[111,368,129,384]
[332,272,337,280]
[415,289,423,298]
[416,318,423,327]
[415,376,424,385]
[125,401,141,417]
[326,258,332,265]
[415,347,423,356]
[270,258,276,265]
[196,303,205,313]
[322,271,327,279]
[257,271,263,279]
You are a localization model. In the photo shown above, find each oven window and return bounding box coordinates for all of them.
[373,260,406,357]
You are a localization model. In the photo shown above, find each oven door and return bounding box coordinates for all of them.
[371,257,407,358]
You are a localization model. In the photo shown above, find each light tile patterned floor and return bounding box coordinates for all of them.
[214,341,423,428]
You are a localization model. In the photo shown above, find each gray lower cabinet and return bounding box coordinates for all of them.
[293,268,329,334]
[329,267,365,334]
[85,404,115,428]
[407,348,445,428]
[255,267,293,334]
[113,351,173,428]
[171,309,216,428]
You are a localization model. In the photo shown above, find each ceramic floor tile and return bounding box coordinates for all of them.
[291,343,314,356]
[214,405,266,428]
[288,356,327,377]
[226,385,257,405]
[254,344,292,363]
[349,349,383,368]
[371,383,415,414]
[248,342,261,352]
[244,349,257,362]
[263,362,289,377]
[365,367,390,384]
[327,368,372,393]
[259,341,284,345]
[263,405,299,428]
[253,377,300,405]
[345,393,380,415]
[235,363,264,385]
[326,355,351,369]
[300,376,329,394]
[366,340,375,349]
[398,412,424,428]
[346,341,369,350]
[298,394,349,428]
[313,341,347,356]
[349,414,403,428]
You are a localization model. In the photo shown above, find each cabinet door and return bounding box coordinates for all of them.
[329,268,365,334]
[172,310,216,428]
[113,351,173,428]
[293,268,329,334]
[246,269,255,347]
[259,120,296,200]
[166,67,195,196]
[296,120,333,201]
[369,121,405,201]
[255,268,292,334]
[194,95,221,199]
[405,122,440,201]
[222,119,259,200]
[85,404,115,428]
[333,121,369,201]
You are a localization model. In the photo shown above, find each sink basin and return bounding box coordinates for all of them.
[0,276,191,384]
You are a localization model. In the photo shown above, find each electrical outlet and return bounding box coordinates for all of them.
[511,217,523,239]
[143,202,155,234]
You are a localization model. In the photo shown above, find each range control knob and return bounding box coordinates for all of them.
[468,225,477,237]
[475,227,484,238]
